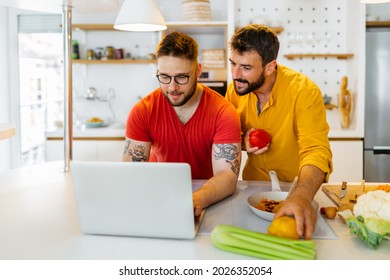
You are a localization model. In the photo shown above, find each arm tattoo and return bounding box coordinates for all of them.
[213,144,240,176]
[130,144,147,162]
[230,159,240,176]
[123,139,131,156]
[123,139,147,162]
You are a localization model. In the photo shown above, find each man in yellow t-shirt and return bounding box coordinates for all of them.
[226,24,333,240]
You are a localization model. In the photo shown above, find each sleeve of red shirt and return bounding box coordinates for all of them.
[212,95,242,144]
[125,98,152,142]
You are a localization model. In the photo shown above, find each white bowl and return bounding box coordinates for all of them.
[247,191,319,221]
[247,191,287,221]
[85,121,104,128]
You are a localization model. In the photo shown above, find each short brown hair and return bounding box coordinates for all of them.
[156,31,198,62]
[230,24,279,66]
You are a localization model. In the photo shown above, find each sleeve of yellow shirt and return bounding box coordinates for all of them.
[294,85,333,182]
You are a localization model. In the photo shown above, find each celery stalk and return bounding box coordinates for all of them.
[230,232,315,259]
[214,231,310,260]
[211,224,316,260]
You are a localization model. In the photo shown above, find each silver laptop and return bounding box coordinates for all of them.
[70,161,205,239]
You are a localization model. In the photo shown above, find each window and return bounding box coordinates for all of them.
[17,14,63,165]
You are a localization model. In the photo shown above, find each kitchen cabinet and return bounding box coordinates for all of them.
[45,139,124,162]
[239,140,363,183]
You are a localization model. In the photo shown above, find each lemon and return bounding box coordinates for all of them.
[268,216,300,240]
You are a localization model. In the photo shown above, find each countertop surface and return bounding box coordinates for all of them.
[0,161,389,260]
[45,125,125,138]
[45,125,360,139]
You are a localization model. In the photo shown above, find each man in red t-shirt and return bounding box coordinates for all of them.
[123,32,242,217]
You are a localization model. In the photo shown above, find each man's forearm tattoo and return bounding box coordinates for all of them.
[213,144,240,176]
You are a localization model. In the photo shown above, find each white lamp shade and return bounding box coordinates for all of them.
[114,0,167,32]
[361,0,390,3]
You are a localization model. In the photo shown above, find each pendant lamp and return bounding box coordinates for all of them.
[114,0,167,31]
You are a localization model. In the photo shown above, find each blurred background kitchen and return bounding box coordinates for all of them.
[1,0,390,183]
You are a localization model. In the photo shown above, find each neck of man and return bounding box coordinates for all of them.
[253,71,277,114]
[174,83,203,124]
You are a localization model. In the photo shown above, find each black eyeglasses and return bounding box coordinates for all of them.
[156,69,196,85]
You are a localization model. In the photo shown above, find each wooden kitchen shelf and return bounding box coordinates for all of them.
[366,21,390,27]
[72,59,157,64]
[284,53,354,60]
[73,22,230,33]
[235,26,284,34]
[166,21,228,34]
[72,22,285,34]
[72,24,115,31]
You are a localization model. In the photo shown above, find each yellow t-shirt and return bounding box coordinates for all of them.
[225,64,333,182]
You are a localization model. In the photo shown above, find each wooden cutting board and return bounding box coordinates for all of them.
[321,182,388,211]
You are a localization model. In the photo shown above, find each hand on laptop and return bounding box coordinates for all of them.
[193,193,205,216]
[192,171,238,217]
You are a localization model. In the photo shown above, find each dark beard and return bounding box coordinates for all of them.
[234,72,265,96]
[165,81,197,107]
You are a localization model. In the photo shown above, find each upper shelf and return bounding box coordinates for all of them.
[72,23,284,34]
[73,22,229,32]
[366,21,390,28]
[283,53,354,60]
[165,21,228,34]
[235,26,284,34]
[72,24,114,31]
[72,59,156,65]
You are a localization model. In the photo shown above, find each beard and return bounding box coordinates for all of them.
[163,81,197,107]
[234,71,265,96]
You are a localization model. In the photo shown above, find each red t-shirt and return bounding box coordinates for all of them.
[126,86,241,179]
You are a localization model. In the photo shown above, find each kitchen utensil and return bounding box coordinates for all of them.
[321,182,386,210]
[269,170,281,191]
[86,87,97,100]
[340,181,347,199]
[327,181,347,201]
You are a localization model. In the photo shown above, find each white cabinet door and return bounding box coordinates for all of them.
[45,140,63,161]
[45,140,98,161]
[45,140,123,162]
[329,140,363,182]
[238,141,363,183]
[97,140,124,161]
[74,141,98,161]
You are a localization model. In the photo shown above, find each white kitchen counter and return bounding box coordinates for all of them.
[0,161,389,260]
